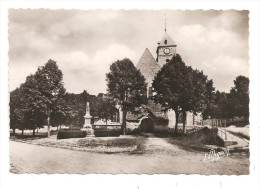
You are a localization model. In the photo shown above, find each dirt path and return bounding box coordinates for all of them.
[10,140,249,174]
[142,137,184,155]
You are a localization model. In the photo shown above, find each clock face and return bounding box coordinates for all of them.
[163,48,170,55]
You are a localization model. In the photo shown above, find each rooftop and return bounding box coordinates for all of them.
[136,48,161,86]
[158,32,176,47]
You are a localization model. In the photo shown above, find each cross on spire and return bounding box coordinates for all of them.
[164,13,167,32]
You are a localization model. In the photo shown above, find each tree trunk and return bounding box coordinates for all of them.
[33,128,35,136]
[174,110,179,134]
[13,128,15,135]
[22,129,24,136]
[182,111,187,134]
[122,110,127,135]
[47,116,50,138]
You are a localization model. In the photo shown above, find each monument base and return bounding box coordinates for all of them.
[81,124,94,136]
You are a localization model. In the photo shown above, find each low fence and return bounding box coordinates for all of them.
[203,119,227,128]
[218,128,227,140]
[203,117,248,128]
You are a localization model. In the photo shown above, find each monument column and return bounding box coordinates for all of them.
[82,102,94,136]
[116,102,123,124]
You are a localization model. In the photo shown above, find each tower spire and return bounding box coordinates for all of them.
[164,13,167,32]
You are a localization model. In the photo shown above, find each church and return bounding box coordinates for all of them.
[135,29,202,129]
[137,30,177,97]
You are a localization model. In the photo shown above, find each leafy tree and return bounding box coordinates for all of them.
[10,80,46,136]
[202,79,215,119]
[96,95,117,124]
[210,91,226,119]
[49,109,66,130]
[63,90,99,127]
[205,76,249,122]
[22,108,46,136]
[10,87,25,134]
[75,90,89,127]
[153,54,213,133]
[17,74,46,136]
[179,69,211,133]
[63,93,82,127]
[106,58,147,134]
[228,76,249,121]
[23,59,66,137]
[152,54,188,133]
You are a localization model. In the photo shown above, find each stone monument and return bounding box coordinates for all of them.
[82,102,94,136]
[115,102,123,124]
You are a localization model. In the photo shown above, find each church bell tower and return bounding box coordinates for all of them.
[156,18,177,67]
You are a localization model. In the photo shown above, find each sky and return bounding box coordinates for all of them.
[9,9,249,95]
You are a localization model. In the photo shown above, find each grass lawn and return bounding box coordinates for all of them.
[10,127,236,154]
[225,125,249,140]
[167,127,223,151]
[10,134,147,154]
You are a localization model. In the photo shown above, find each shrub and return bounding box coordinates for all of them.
[77,138,137,148]
[139,118,154,133]
[155,117,169,125]
[127,128,141,135]
[94,128,121,137]
[69,125,82,130]
[57,129,86,139]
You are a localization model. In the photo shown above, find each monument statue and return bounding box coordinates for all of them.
[82,102,94,136]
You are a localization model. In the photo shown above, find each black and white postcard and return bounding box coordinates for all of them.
[1,1,260,189]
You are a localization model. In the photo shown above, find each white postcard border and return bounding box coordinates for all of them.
[1,1,259,189]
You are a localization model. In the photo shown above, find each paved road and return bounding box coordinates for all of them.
[10,140,249,174]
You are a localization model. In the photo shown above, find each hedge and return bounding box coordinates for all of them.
[57,129,86,139]
[94,128,121,137]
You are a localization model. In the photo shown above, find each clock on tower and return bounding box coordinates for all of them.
[156,32,177,67]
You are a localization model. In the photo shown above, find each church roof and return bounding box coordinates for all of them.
[126,99,168,121]
[136,48,161,86]
[158,32,176,47]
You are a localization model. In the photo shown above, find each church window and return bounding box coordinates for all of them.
[164,39,167,45]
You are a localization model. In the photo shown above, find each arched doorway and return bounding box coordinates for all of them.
[140,118,154,133]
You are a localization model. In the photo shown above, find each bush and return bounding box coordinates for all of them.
[94,128,121,137]
[57,129,86,139]
[127,128,141,135]
[139,118,154,133]
[155,117,169,125]
[77,138,137,148]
